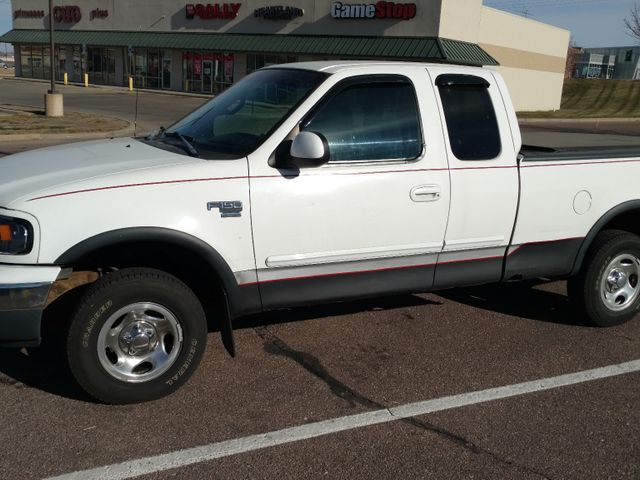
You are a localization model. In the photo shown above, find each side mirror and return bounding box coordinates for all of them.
[285,131,330,168]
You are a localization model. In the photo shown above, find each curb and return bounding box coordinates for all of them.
[0,125,136,142]
[1,75,214,99]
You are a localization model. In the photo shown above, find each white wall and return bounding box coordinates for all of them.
[487,66,565,112]
[478,7,570,111]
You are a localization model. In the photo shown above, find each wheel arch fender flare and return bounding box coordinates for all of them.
[571,200,640,276]
[55,227,262,356]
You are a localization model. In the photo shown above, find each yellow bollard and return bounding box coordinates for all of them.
[185,80,189,92]
[128,76,133,91]
[84,73,89,87]
[63,72,68,85]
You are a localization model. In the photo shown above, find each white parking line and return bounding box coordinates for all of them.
[47,359,640,480]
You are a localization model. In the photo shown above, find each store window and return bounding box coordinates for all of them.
[88,47,116,85]
[183,52,234,94]
[69,46,83,82]
[31,45,44,78]
[43,46,51,80]
[20,45,32,77]
[57,46,67,81]
[19,44,82,81]
[246,54,298,74]
[130,49,171,89]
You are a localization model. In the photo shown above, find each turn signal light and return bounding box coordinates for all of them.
[0,216,33,255]
[0,224,12,241]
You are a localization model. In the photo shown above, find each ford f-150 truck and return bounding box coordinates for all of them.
[1,62,639,403]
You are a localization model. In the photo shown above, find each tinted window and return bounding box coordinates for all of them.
[303,79,422,162]
[438,80,501,161]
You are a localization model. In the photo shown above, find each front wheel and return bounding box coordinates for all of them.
[67,268,207,404]
[569,230,640,327]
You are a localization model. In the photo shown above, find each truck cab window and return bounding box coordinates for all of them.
[437,76,501,161]
[303,78,422,162]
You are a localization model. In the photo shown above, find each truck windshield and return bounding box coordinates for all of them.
[153,68,328,159]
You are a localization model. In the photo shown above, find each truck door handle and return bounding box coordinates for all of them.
[411,185,441,202]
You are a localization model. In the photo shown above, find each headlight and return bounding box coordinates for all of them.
[0,215,33,255]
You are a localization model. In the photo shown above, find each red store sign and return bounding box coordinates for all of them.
[185,3,241,20]
[183,52,235,62]
[54,6,82,23]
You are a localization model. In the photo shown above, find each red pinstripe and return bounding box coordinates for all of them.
[28,157,639,202]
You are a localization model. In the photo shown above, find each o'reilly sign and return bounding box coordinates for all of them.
[331,1,416,20]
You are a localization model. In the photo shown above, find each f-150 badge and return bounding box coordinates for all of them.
[207,201,243,218]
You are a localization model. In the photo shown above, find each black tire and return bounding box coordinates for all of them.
[67,268,207,404]
[568,230,640,327]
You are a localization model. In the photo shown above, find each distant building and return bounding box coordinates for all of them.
[565,47,583,80]
[575,46,640,80]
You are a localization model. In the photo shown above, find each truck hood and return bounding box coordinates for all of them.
[0,138,195,207]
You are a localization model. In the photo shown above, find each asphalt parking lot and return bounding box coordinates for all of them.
[1,81,640,479]
[1,281,639,479]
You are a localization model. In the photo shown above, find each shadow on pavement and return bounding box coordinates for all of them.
[0,293,438,402]
[235,294,441,330]
[437,280,591,327]
[0,289,94,402]
[0,282,590,402]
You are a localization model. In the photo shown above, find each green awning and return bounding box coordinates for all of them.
[0,29,499,66]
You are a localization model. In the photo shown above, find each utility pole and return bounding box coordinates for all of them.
[45,0,64,116]
[49,0,55,92]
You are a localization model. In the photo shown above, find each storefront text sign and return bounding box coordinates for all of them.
[331,1,416,20]
[254,6,304,20]
[14,9,45,19]
[54,6,82,23]
[185,3,241,20]
[90,8,109,20]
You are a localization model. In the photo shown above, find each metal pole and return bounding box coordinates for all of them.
[49,0,55,93]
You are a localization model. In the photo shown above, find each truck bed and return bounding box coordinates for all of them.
[520,145,640,162]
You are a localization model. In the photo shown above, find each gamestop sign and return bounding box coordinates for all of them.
[331,1,416,20]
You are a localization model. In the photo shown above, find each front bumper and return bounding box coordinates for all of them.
[0,265,61,347]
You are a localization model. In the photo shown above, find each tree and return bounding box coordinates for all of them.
[625,2,640,41]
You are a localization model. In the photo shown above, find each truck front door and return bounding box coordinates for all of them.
[248,69,451,309]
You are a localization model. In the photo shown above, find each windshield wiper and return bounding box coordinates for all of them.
[162,130,200,158]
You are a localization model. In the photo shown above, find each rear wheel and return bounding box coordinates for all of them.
[569,230,640,327]
[67,268,207,404]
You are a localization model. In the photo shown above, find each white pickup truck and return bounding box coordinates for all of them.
[1,62,639,403]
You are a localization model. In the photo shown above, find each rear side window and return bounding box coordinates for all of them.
[437,75,501,161]
[303,77,422,162]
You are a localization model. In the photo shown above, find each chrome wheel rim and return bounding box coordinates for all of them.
[97,302,183,383]
[600,254,640,312]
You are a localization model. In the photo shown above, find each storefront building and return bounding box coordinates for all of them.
[2,0,570,110]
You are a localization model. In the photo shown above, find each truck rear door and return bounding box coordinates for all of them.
[427,68,520,288]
